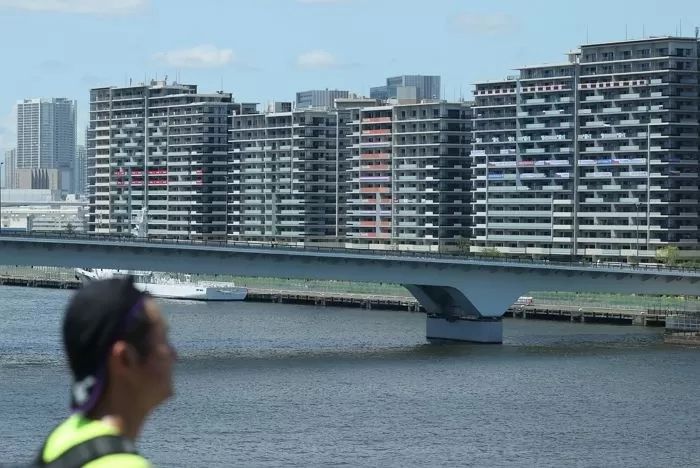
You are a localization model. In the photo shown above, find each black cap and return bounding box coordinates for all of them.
[63,277,146,412]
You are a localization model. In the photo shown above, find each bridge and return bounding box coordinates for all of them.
[1,232,700,343]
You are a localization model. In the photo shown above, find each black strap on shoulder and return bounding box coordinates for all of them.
[34,435,138,468]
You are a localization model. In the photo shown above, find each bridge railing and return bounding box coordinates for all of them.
[1,230,699,275]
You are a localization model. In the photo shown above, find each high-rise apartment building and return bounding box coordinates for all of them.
[87,80,234,240]
[74,144,87,195]
[345,101,472,251]
[3,149,17,189]
[16,98,76,192]
[229,106,350,244]
[471,36,700,260]
[296,89,351,109]
[370,75,441,102]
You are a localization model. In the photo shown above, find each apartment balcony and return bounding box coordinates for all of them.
[578,225,649,232]
[362,117,392,123]
[584,121,610,128]
[359,187,390,194]
[487,210,555,217]
[360,164,390,171]
[486,234,553,242]
[362,130,391,136]
[360,153,391,160]
[487,197,557,205]
[487,222,552,229]
[354,141,391,148]
[525,148,547,154]
[577,212,644,219]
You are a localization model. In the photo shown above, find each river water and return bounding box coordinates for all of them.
[1,285,698,467]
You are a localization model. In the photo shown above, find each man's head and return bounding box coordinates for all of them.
[63,277,176,416]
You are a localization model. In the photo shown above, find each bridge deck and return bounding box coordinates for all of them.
[2,232,699,279]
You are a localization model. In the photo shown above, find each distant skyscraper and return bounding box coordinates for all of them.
[74,144,87,195]
[3,148,17,189]
[369,75,441,102]
[295,89,350,109]
[16,98,77,192]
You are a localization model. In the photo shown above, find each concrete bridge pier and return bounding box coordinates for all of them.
[404,284,523,344]
[424,316,503,344]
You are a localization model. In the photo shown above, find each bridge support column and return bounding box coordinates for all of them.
[425,316,503,344]
[404,284,524,344]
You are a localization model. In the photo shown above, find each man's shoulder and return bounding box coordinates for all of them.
[85,453,151,468]
[42,414,118,462]
[41,414,151,467]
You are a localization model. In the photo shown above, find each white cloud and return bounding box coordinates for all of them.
[451,12,518,35]
[154,45,235,69]
[0,0,148,15]
[296,50,339,69]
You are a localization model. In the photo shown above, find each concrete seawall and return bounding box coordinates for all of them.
[506,306,668,327]
[0,275,80,290]
[246,288,422,312]
[664,332,700,346]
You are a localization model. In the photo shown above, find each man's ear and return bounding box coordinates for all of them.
[110,340,139,371]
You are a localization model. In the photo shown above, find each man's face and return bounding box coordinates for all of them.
[135,298,176,410]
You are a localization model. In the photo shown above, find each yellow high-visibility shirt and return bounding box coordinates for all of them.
[40,414,150,468]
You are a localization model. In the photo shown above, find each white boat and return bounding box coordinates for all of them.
[75,268,247,301]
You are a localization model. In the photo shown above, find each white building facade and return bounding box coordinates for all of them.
[88,81,234,241]
[471,36,700,260]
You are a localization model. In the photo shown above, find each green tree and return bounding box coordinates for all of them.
[480,247,504,258]
[656,246,680,266]
[65,222,74,234]
[455,238,471,255]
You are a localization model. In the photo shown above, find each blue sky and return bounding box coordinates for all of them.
[0,0,698,153]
